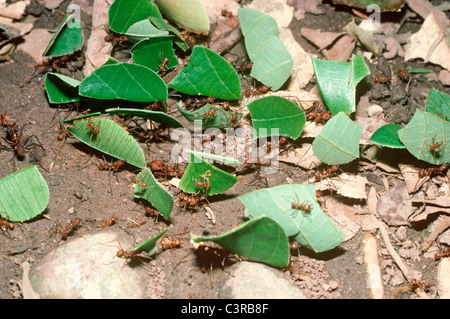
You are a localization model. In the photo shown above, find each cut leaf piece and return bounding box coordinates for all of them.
[179,152,238,196]
[132,228,169,254]
[238,8,293,91]
[148,16,189,51]
[398,109,449,165]
[43,14,83,57]
[131,35,178,72]
[105,108,184,128]
[108,0,162,34]
[191,216,289,268]
[61,112,103,124]
[370,124,405,149]
[79,63,167,102]
[177,104,242,129]
[0,166,49,222]
[189,151,242,165]
[125,19,169,44]
[246,96,306,139]
[67,116,146,169]
[154,0,210,34]
[45,72,80,104]
[239,184,345,253]
[168,45,241,100]
[312,55,370,115]
[133,168,173,220]
[424,88,450,121]
[312,112,364,165]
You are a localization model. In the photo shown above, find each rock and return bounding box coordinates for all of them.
[27,230,155,299]
[218,261,307,299]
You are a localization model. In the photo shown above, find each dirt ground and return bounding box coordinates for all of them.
[0,0,449,299]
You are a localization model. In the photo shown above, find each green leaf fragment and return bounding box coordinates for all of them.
[43,14,83,57]
[179,152,238,196]
[125,19,169,44]
[168,45,241,100]
[67,116,146,169]
[370,124,405,149]
[246,96,306,139]
[154,0,210,34]
[177,104,242,129]
[239,184,345,253]
[45,72,80,104]
[79,63,167,103]
[424,88,450,121]
[398,109,449,165]
[312,55,370,115]
[191,216,290,268]
[131,36,178,72]
[133,169,173,220]
[0,166,49,222]
[108,0,162,34]
[312,112,364,165]
[132,228,169,254]
[238,8,293,91]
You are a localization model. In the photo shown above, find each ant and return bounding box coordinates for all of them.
[373,76,391,86]
[234,60,253,74]
[397,68,410,82]
[97,159,125,173]
[413,163,449,194]
[144,206,164,220]
[101,216,118,228]
[159,57,169,72]
[434,247,450,261]
[179,192,207,211]
[145,101,163,111]
[202,107,216,123]
[116,246,143,260]
[195,244,233,276]
[0,216,14,239]
[300,100,332,124]
[1,112,11,127]
[244,85,271,98]
[221,9,233,18]
[409,279,430,290]
[161,238,182,251]
[60,218,82,240]
[1,123,44,160]
[85,118,102,141]
[149,159,184,180]
[194,179,211,194]
[314,165,342,182]
[283,194,313,220]
[425,135,445,159]
[185,96,215,109]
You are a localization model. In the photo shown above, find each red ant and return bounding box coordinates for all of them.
[60,218,82,240]
[195,244,232,275]
[179,192,207,211]
[425,135,445,159]
[161,238,182,251]
[102,216,118,228]
[244,85,271,98]
[149,160,184,179]
[301,100,332,124]
[0,216,14,239]
[283,194,312,220]
[116,246,143,259]
[145,101,163,111]
[195,179,211,194]
[418,164,449,179]
[409,279,430,290]
[314,165,341,182]
[1,112,11,127]
[98,159,125,172]
[159,57,169,72]
[185,96,215,109]
[397,68,410,81]
[221,9,233,18]
[202,107,216,123]
[234,60,253,74]
[144,206,164,220]
[1,123,44,160]
[373,76,391,86]
[434,247,450,261]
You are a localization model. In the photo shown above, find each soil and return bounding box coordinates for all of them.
[0,0,449,300]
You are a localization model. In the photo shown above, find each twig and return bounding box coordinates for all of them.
[422,214,450,252]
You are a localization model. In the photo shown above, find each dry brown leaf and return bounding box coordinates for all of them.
[300,27,346,51]
[287,0,325,20]
[398,163,424,194]
[83,0,112,76]
[322,34,356,62]
[437,258,450,298]
[316,173,368,200]
[404,13,450,71]
[41,0,65,10]
[18,28,53,62]
[367,187,378,216]
[323,197,361,241]
[210,11,239,42]
[410,205,450,223]
[438,70,450,86]
[0,0,28,20]
[201,0,240,25]
[278,143,322,169]
[377,179,414,226]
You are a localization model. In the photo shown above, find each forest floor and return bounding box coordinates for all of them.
[0,0,449,299]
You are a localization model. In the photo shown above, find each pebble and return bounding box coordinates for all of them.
[218,261,307,299]
[27,231,154,299]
